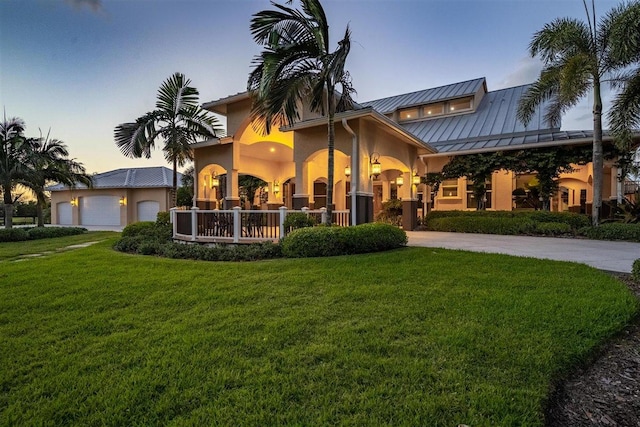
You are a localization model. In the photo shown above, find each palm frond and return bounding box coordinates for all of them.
[114,111,161,159]
[156,72,200,116]
[517,66,562,125]
[608,68,640,147]
[529,17,592,64]
[600,1,640,69]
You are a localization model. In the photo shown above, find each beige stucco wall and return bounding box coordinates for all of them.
[50,187,170,225]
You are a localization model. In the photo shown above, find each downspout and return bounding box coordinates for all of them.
[342,118,358,226]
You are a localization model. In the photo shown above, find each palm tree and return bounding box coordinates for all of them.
[22,133,92,227]
[517,0,640,226]
[1,116,28,228]
[114,72,222,206]
[248,0,355,225]
[607,2,640,154]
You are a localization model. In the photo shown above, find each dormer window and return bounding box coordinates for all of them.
[399,108,419,121]
[398,97,474,122]
[449,97,473,112]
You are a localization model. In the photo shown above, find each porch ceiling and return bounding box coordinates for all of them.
[240,141,293,162]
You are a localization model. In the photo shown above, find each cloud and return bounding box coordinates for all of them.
[64,0,102,13]
[495,57,543,89]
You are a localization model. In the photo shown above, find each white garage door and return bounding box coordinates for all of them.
[57,202,72,225]
[80,196,120,226]
[137,200,160,222]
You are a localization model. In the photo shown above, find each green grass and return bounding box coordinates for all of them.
[0,231,119,260]
[0,239,637,426]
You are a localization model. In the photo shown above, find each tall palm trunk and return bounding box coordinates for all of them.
[326,88,336,225]
[2,183,13,228]
[592,79,604,226]
[172,157,178,208]
[36,193,46,227]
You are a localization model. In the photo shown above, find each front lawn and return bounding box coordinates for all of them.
[0,239,636,426]
[0,231,119,260]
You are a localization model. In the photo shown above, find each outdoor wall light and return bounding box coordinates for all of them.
[210,172,219,188]
[412,170,421,186]
[370,152,381,179]
[344,165,351,177]
[396,175,404,187]
[70,197,78,207]
[119,197,126,206]
[273,181,280,195]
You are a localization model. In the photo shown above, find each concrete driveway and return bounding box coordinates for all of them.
[406,231,640,273]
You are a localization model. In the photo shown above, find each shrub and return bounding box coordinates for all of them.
[26,227,87,240]
[375,198,403,225]
[578,223,640,242]
[426,217,536,235]
[156,211,171,227]
[0,228,29,242]
[281,223,407,258]
[633,259,640,282]
[121,221,156,238]
[532,222,572,236]
[283,212,315,232]
[421,210,590,235]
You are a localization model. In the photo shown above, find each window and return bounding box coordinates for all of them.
[448,97,473,113]
[466,179,492,209]
[441,179,458,197]
[399,108,419,121]
[423,102,444,117]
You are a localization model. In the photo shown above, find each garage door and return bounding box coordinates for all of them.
[80,196,120,226]
[57,202,72,225]
[137,200,160,222]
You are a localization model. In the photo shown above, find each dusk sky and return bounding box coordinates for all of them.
[1,0,621,174]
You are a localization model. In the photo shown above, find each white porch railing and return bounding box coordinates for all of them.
[170,207,350,243]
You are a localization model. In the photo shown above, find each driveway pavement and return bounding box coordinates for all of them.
[406,231,640,273]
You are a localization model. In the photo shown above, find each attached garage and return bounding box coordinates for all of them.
[137,200,160,222]
[80,196,121,226]
[57,202,72,225]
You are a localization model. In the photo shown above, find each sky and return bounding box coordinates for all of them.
[0,0,623,174]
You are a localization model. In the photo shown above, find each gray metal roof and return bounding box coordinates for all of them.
[360,77,486,113]
[47,166,181,191]
[400,84,557,152]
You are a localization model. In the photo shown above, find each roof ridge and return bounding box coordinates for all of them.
[362,77,486,104]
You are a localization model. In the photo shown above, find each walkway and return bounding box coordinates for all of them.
[406,231,640,273]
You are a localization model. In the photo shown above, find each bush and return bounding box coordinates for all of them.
[156,211,171,227]
[281,223,407,258]
[578,223,640,242]
[532,222,572,236]
[0,228,29,242]
[375,198,403,225]
[283,212,315,232]
[26,227,87,240]
[633,259,640,282]
[121,221,156,238]
[426,217,536,235]
[421,210,589,236]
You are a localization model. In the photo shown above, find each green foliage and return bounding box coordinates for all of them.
[579,223,640,242]
[26,227,87,240]
[283,212,316,232]
[422,210,589,232]
[281,223,407,258]
[176,186,193,208]
[15,201,38,217]
[609,196,640,224]
[633,259,640,282]
[0,228,29,242]
[0,226,86,242]
[121,221,156,238]
[532,222,572,236]
[374,198,403,225]
[156,211,171,227]
[427,216,536,235]
[118,219,172,247]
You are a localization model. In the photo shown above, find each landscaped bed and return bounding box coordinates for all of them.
[0,237,637,426]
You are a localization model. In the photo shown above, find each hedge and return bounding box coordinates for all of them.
[281,223,407,258]
[578,223,640,242]
[420,210,589,236]
[0,227,87,242]
[633,259,640,282]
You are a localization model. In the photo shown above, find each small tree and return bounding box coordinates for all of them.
[441,152,504,210]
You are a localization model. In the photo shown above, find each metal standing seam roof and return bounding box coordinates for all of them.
[47,166,182,191]
[359,77,486,114]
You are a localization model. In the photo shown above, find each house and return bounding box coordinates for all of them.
[48,166,181,227]
[191,77,638,230]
